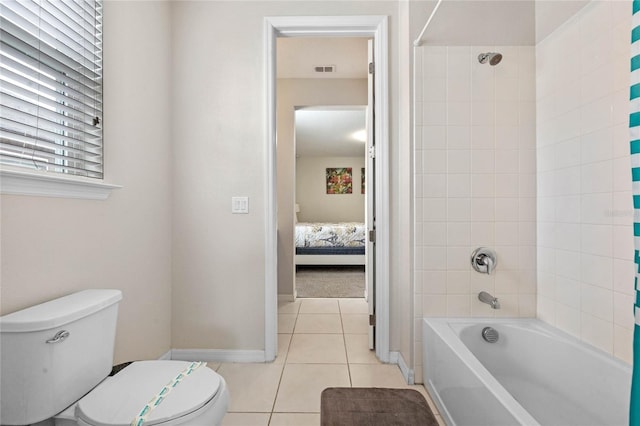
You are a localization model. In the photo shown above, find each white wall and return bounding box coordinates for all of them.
[170,2,403,352]
[536,0,634,363]
[1,1,407,364]
[296,156,366,223]
[413,45,537,382]
[0,1,173,364]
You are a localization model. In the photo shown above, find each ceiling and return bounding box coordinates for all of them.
[411,0,589,46]
[279,38,369,158]
[295,107,367,158]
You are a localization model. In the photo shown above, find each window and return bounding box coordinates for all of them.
[0,0,103,179]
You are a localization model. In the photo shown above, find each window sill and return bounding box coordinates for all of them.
[0,168,121,200]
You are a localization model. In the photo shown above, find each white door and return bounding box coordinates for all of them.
[366,39,376,350]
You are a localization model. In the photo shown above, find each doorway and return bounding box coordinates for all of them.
[264,16,390,363]
[293,104,368,299]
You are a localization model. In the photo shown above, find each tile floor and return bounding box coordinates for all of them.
[206,297,445,426]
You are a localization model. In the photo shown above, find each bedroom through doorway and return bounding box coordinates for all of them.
[277,36,371,302]
[293,106,367,299]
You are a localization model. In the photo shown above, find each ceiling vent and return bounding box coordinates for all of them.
[314,65,336,73]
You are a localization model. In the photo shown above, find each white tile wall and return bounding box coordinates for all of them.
[413,0,636,387]
[414,45,537,382]
[535,0,633,364]
[414,0,635,385]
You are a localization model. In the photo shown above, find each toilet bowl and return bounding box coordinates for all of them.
[0,290,229,426]
[54,361,229,426]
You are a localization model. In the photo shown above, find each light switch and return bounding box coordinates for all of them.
[232,196,249,214]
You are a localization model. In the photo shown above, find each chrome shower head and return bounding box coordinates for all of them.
[478,52,502,66]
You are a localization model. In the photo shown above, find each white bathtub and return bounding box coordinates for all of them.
[422,318,632,426]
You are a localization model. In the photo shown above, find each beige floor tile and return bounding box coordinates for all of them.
[274,334,292,364]
[273,364,350,413]
[344,334,379,364]
[349,364,407,388]
[278,314,297,334]
[408,384,441,417]
[299,298,340,314]
[278,299,301,314]
[217,363,284,412]
[341,313,369,334]
[286,333,347,364]
[338,298,368,314]
[294,313,343,334]
[206,362,221,371]
[269,413,320,426]
[221,413,270,426]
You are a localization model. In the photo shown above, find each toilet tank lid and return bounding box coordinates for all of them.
[0,289,123,333]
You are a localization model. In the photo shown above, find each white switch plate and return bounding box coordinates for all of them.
[232,196,249,214]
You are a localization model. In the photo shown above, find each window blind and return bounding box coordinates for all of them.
[0,0,103,179]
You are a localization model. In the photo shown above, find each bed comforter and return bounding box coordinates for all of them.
[295,222,366,248]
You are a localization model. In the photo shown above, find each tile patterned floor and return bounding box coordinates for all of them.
[209,298,445,426]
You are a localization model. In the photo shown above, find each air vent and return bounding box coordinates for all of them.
[314,65,336,73]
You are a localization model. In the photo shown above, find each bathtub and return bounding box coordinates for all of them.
[422,318,631,426]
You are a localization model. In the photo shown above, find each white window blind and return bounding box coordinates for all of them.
[0,0,103,179]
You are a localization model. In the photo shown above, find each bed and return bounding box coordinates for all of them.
[295,222,366,265]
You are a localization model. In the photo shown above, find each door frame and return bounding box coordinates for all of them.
[264,15,390,362]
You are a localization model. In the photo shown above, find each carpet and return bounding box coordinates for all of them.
[320,387,439,426]
[295,266,365,298]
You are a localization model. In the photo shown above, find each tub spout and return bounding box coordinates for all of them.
[478,291,500,309]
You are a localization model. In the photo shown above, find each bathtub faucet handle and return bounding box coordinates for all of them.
[471,247,497,275]
[480,255,493,275]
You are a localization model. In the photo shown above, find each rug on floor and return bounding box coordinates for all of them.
[295,266,365,298]
[320,387,439,426]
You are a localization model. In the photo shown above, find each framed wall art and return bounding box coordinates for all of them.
[326,167,352,194]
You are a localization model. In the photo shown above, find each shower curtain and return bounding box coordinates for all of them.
[631,2,640,423]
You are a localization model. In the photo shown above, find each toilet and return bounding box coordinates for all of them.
[0,289,229,426]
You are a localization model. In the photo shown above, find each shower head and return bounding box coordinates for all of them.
[478,52,502,66]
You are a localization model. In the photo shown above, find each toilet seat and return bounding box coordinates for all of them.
[76,361,223,426]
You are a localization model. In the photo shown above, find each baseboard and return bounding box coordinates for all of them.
[171,349,267,363]
[158,350,172,360]
[278,294,295,302]
[390,350,414,385]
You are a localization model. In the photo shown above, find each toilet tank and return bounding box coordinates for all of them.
[0,289,123,426]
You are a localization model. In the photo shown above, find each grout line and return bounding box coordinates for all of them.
[269,310,297,416]
[290,308,300,334]
[338,299,355,387]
